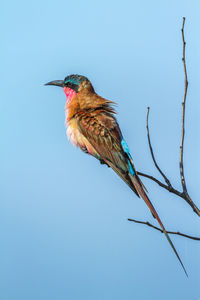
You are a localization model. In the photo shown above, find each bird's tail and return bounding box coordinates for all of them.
[130,175,188,277]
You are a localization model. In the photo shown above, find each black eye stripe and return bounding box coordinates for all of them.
[64,81,79,92]
[66,82,76,89]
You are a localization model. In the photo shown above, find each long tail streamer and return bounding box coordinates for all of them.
[131,175,188,277]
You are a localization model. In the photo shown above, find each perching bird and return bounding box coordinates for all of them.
[45,74,187,276]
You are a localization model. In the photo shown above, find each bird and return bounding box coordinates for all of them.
[45,74,187,276]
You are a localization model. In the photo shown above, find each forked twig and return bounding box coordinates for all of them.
[128,219,200,241]
[137,17,200,217]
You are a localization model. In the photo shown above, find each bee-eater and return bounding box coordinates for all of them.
[45,74,187,276]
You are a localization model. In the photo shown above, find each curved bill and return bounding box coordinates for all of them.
[44,80,64,87]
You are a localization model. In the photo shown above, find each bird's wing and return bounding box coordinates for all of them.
[76,109,188,276]
[76,109,139,196]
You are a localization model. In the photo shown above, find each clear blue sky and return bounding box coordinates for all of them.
[1,0,200,299]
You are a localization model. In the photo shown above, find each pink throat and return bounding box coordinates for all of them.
[63,87,77,104]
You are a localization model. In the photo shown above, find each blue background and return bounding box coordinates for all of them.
[1,0,200,299]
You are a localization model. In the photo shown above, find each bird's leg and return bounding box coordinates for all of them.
[99,159,110,167]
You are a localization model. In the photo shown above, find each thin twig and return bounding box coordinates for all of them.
[146,107,172,188]
[180,17,188,194]
[138,170,200,216]
[137,171,184,198]
[127,218,200,241]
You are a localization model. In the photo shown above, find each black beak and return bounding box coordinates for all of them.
[44,80,64,87]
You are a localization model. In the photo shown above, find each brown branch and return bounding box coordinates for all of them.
[137,171,200,215]
[127,218,200,241]
[180,17,188,194]
[136,17,200,217]
[137,171,184,198]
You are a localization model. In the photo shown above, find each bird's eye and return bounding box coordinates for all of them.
[65,80,73,87]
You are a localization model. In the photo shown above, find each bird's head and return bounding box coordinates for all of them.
[45,74,94,101]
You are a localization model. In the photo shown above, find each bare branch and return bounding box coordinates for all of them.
[180,17,188,194]
[146,107,172,188]
[137,171,184,197]
[127,218,200,241]
[136,17,200,217]
[138,170,200,216]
